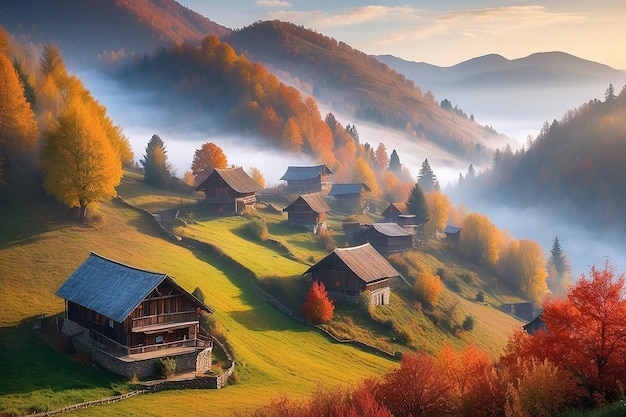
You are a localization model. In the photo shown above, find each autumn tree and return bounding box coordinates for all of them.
[249,167,266,189]
[351,157,379,195]
[140,134,172,188]
[373,353,453,417]
[0,53,38,186]
[406,182,429,225]
[413,270,443,308]
[191,142,228,185]
[374,143,389,172]
[417,158,438,192]
[459,213,500,268]
[41,98,122,219]
[281,116,303,152]
[300,281,334,324]
[503,261,626,404]
[425,190,451,233]
[498,239,548,305]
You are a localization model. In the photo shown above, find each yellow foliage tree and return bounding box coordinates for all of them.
[281,116,303,152]
[351,157,379,195]
[0,53,38,186]
[426,190,452,233]
[249,167,266,189]
[413,270,443,308]
[41,98,122,220]
[459,213,501,268]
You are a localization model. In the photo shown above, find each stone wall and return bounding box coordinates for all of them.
[371,287,391,306]
[195,347,212,376]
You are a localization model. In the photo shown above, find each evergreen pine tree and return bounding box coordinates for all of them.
[406,182,429,225]
[389,149,401,174]
[417,158,438,193]
[140,134,172,188]
[549,236,568,276]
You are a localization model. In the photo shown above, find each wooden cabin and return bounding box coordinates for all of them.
[56,253,214,378]
[523,314,546,335]
[195,167,262,214]
[381,202,416,227]
[303,243,400,306]
[283,193,331,233]
[328,183,371,212]
[359,223,413,254]
[503,301,535,321]
[280,165,333,194]
[443,225,462,246]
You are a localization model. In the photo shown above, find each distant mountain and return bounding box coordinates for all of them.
[0,0,230,67]
[225,20,508,160]
[376,52,624,90]
[376,52,626,140]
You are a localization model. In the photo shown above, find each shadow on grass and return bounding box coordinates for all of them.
[0,316,128,398]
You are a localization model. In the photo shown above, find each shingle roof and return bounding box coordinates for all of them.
[382,202,409,216]
[279,165,333,181]
[195,167,262,193]
[304,243,399,283]
[328,183,371,196]
[214,167,263,193]
[56,253,211,322]
[283,193,331,214]
[367,223,413,237]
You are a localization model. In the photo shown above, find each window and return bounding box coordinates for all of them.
[108,318,114,328]
[156,335,164,344]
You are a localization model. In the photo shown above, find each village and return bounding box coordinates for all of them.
[53,163,484,385]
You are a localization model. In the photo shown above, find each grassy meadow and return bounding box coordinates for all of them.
[0,170,524,415]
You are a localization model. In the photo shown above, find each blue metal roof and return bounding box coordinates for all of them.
[328,183,371,196]
[56,253,170,322]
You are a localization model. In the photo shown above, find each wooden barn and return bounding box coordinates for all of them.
[523,314,546,335]
[328,183,371,212]
[303,243,400,306]
[195,167,262,214]
[381,202,416,227]
[443,225,462,246]
[279,165,333,194]
[359,223,413,255]
[502,301,535,321]
[56,253,214,378]
[282,193,331,233]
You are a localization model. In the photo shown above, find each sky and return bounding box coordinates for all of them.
[177,1,626,70]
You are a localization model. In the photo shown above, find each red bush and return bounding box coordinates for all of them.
[300,281,334,324]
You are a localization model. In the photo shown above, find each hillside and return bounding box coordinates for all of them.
[450,85,626,233]
[0,0,230,66]
[0,170,524,415]
[225,20,509,159]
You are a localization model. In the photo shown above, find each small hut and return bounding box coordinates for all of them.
[283,193,331,233]
[359,223,413,254]
[279,165,333,194]
[381,202,415,227]
[303,243,400,306]
[328,183,371,212]
[443,225,462,246]
[195,167,262,214]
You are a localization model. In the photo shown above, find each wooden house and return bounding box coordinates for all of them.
[328,183,371,212]
[443,225,462,246]
[523,314,546,335]
[503,301,535,321]
[56,253,214,379]
[280,165,333,194]
[359,223,413,254]
[303,243,400,306]
[381,202,416,227]
[195,167,262,214]
[282,193,331,233]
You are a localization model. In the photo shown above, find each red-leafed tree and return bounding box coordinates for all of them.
[372,353,453,417]
[301,281,334,324]
[191,142,228,186]
[501,260,626,404]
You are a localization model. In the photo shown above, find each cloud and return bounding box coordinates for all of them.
[437,5,581,25]
[256,0,291,7]
[268,5,420,29]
